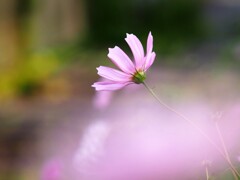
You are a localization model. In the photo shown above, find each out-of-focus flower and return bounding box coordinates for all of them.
[202,160,212,167]
[73,120,110,173]
[211,111,223,122]
[93,78,113,110]
[41,158,63,180]
[92,32,156,91]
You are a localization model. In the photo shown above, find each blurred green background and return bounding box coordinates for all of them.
[1,0,240,179]
[1,0,240,100]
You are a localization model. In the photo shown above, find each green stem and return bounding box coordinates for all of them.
[143,81,240,179]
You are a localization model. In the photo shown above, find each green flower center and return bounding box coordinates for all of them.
[132,71,146,84]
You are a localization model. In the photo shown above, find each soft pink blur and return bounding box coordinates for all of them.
[41,158,63,180]
[42,69,240,180]
[73,83,240,179]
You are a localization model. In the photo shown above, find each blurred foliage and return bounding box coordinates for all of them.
[219,46,240,70]
[1,0,240,99]
[0,51,60,99]
[85,0,206,54]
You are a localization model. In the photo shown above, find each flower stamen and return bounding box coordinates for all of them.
[132,70,146,84]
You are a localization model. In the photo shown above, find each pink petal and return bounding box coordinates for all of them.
[108,46,135,74]
[97,66,132,82]
[144,52,156,70]
[125,33,145,70]
[147,32,153,55]
[92,81,132,91]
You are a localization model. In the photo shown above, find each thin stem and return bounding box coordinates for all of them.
[205,166,210,180]
[215,122,239,180]
[143,81,240,179]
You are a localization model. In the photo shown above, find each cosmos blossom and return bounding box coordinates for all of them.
[92,32,156,91]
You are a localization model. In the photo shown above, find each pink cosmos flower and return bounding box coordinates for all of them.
[92,32,156,91]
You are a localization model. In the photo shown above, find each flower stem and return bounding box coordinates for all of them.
[215,122,239,180]
[142,81,240,179]
[205,166,210,180]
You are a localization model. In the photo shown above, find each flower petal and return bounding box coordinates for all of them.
[108,46,135,74]
[92,81,132,91]
[144,52,156,70]
[97,66,132,82]
[147,32,153,55]
[125,33,144,69]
